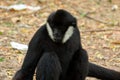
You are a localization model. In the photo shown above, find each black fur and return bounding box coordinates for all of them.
[13,9,88,80]
[13,9,120,80]
[36,52,61,80]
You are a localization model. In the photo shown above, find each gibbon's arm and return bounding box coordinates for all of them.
[13,27,44,80]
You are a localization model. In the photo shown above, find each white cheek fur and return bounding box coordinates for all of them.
[62,26,74,43]
[46,23,55,41]
[46,22,74,43]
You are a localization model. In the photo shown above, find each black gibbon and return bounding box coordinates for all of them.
[13,9,120,80]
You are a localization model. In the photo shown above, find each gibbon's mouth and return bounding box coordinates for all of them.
[54,37,62,43]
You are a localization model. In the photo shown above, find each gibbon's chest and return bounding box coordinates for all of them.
[43,41,77,76]
[43,34,79,61]
[43,34,79,69]
[43,41,76,61]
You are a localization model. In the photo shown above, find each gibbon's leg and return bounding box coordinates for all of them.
[65,48,89,80]
[36,52,62,80]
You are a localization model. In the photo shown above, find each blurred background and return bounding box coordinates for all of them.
[0,0,120,80]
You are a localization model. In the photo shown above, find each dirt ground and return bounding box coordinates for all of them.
[0,0,120,80]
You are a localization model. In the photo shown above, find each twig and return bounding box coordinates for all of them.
[77,11,119,26]
[74,8,120,26]
[83,13,108,25]
[81,29,120,33]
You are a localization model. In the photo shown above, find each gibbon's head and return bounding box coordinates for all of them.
[46,9,77,43]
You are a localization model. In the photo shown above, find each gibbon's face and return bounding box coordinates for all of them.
[46,9,77,43]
